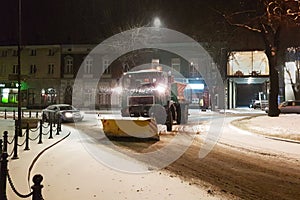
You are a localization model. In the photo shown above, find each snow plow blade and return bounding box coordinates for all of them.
[101,118,159,140]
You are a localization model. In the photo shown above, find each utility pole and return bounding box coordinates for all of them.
[16,0,22,157]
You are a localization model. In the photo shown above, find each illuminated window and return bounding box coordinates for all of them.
[152,59,159,68]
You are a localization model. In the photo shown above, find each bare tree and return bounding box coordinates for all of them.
[221,0,300,116]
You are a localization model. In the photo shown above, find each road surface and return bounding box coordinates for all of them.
[70,110,300,200]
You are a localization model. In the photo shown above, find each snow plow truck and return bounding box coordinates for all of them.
[101,68,189,140]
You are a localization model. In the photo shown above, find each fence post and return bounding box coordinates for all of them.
[3,131,8,152]
[31,174,44,200]
[12,126,19,159]
[56,116,60,135]
[4,109,7,119]
[38,120,43,144]
[24,123,30,150]
[58,117,62,132]
[49,122,53,139]
[0,132,9,200]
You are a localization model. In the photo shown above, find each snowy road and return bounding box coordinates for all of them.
[72,110,300,200]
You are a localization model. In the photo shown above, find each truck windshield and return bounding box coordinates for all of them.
[122,71,167,89]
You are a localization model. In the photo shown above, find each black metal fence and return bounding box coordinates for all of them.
[0,115,64,200]
[0,110,41,120]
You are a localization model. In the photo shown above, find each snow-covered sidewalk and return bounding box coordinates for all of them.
[231,114,300,142]
[2,121,223,200]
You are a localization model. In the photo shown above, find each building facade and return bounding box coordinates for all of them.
[0,45,61,108]
[1,44,220,110]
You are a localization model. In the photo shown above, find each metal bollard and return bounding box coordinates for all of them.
[12,126,19,159]
[24,123,30,150]
[13,110,15,120]
[36,111,38,118]
[29,111,32,118]
[4,109,7,119]
[0,151,8,200]
[0,132,9,200]
[56,123,60,135]
[31,174,44,200]
[3,131,8,152]
[38,120,43,144]
[49,122,53,139]
[58,117,62,132]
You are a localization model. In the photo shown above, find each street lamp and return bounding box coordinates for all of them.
[153,17,162,28]
[13,0,22,159]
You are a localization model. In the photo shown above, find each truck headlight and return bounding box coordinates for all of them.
[155,84,166,94]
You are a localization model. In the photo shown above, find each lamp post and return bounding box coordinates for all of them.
[13,0,22,159]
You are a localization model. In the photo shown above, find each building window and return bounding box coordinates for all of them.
[1,50,7,57]
[12,50,18,56]
[30,64,37,74]
[0,64,6,74]
[103,59,111,74]
[84,57,93,74]
[171,58,180,72]
[30,49,37,56]
[64,56,73,74]
[48,64,54,74]
[13,64,18,74]
[48,49,54,56]
[152,59,160,68]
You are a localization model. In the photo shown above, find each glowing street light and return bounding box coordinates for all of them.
[153,17,162,28]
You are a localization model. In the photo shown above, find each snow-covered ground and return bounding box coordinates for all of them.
[1,119,223,200]
[1,111,300,200]
[231,114,300,141]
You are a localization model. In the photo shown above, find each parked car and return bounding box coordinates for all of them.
[265,100,300,114]
[249,100,261,109]
[42,104,84,122]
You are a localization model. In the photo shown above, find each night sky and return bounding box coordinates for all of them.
[1,0,299,47]
[0,0,234,45]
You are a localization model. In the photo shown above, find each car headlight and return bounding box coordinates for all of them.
[64,112,73,118]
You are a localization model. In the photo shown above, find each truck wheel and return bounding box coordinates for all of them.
[149,104,167,124]
[181,104,188,124]
[166,109,173,132]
